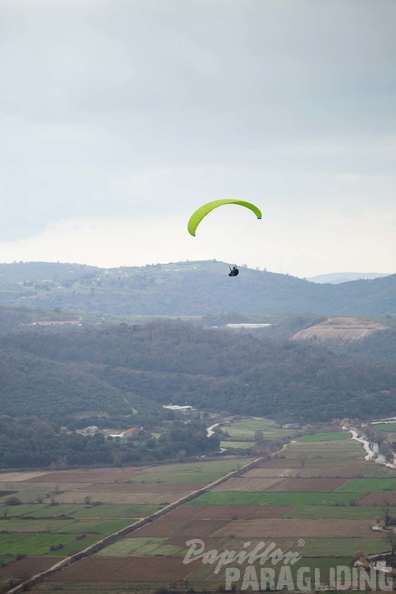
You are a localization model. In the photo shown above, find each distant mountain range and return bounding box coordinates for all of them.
[308,272,390,284]
[0,260,395,317]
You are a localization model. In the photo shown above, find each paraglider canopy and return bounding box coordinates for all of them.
[187,199,262,236]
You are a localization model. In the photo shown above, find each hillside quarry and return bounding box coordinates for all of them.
[292,316,387,343]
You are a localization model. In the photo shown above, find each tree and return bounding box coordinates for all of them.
[382,506,392,528]
[255,430,264,444]
[385,532,396,556]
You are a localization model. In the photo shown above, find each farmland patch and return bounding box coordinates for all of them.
[96,536,186,557]
[24,467,144,484]
[371,423,396,432]
[357,491,396,506]
[211,518,382,538]
[49,556,200,582]
[127,459,254,484]
[243,467,297,478]
[0,533,75,555]
[89,481,206,492]
[336,478,396,492]
[212,477,284,491]
[298,432,351,442]
[52,491,182,504]
[72,503,160,519]
[266,478,348,491]
[131,518,228,538]
[0,556,59,580]
[284,505,389,520]
[300,537,389,557]
[190,491,363,506]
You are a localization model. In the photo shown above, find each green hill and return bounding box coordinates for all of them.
[2,320,395,423]
[0,347,132,420]
[0,260,395,317]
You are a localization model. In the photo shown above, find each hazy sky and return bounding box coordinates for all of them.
[1,0,395,277]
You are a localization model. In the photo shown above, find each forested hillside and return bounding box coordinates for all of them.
[2,320,395,422]
[329,327,396,366]
[0,261,395,316]
[0,347,136,420]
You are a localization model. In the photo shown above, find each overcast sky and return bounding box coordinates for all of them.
[1,0,395,277]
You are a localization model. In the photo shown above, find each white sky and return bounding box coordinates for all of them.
[1,0,395,277]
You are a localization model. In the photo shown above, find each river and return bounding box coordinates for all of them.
[347,427,395,469]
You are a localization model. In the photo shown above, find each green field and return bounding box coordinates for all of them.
[370,423,396,432]
[283,505,392,520]
[223,419,298,441]
[0,518,76,532]
[1,426,392,592]
[50,534,105,557]
[220,440,252,449]
[0,502,159,521]
[0,533,75,555]
[189,491,363,506]
[54,518,137,534]
[336,478,396,492]
[6,503,82,518]
[298,432,351,442]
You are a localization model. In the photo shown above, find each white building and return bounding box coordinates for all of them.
[163,405,193,412]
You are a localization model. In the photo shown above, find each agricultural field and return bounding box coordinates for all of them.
[221,418,299,443]
[370,422,396,432]
[24,431,396,593]
[0,456,252,591]
[220,440,252,449]
[298,431,351,441]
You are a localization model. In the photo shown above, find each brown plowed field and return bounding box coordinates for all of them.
[82,482,206,492]
[296,464,372,477]
[25,468,143,483]
[54,491,182,504]
[265,477,348,491]
[250,505,292,518]
[50,556,200,582]
[0,471,48,482]
[165,504,290,520]
[258,458,307,468]
[244,468,297,478]
[212,518,383,538]
[212,477,284,491]
[131,518,228,538]
[20,481,205,493]
[0,556,61,580]
[23,482,98,492]
[167,535,227,548]
[357,491,396,506]
[220,536,298,551]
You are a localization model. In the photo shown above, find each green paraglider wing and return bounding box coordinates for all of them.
[187,199,262,236]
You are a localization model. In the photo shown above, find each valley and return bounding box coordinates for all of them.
[2,423,396,593]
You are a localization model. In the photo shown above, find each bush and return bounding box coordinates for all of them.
[49,543,64,551]
[5,495,22,506]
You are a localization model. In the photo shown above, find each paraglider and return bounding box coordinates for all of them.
[187,199,262,237]
[187,199,261,278]
[229,265,239,277]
